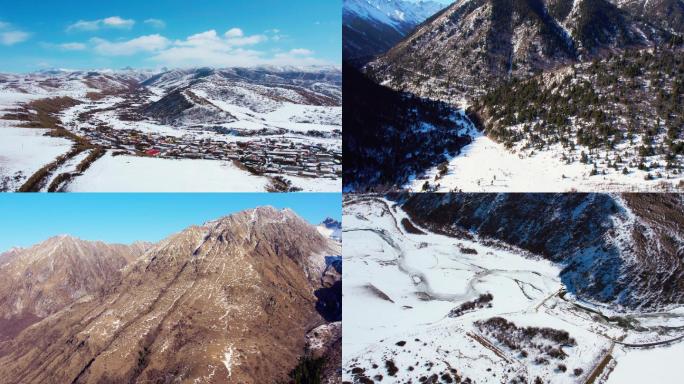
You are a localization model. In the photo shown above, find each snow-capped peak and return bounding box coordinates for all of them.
[343,0,445,32]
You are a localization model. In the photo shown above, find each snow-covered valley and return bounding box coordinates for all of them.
[407,129,684,193]
[0,67,342,192]
[343,195,684,383]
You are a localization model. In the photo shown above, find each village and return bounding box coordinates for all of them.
[78,125,342,180]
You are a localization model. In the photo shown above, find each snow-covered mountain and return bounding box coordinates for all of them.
[368,0,684,101]
[344,0,445,30]
[343,0,445,66]
[138,67,341,127]
[345,0,684,192]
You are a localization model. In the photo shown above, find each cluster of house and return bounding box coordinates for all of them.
[79,126,342,179]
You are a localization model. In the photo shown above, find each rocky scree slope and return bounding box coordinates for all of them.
[0,207,340,384]
[0,237,149,342]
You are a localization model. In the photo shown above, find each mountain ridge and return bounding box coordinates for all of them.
[0,236,151,342]
[0,207,341,383]
[367,0,684,102]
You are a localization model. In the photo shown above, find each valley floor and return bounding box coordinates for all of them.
[608,341,684,383]
[60,151,342,192]
[0,91,341,192]
[343,196,684,383]
[63,152,271,192]
[407,130,684,193]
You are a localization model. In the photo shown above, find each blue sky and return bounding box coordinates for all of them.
[0,0,341,73]
[0,193,341,251]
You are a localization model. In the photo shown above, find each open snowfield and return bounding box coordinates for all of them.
[285,175,341,192]
[407,130,684,192]
[0,127,72,191]
[59,93,341,143]
[343,196,684,383]
[0,92,42,110]
[608,342,684,384]
[64,152,272,192]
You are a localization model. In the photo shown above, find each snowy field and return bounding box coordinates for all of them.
[608,342,684,384]
[406,131,684,193]
[343,196,684,383]
[0,70,341,192]
[64,152,272,192]
[0,127,72,191]
[0,92,42,110]
[285,175,341,192]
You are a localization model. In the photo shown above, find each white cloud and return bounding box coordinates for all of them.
[1,30,30,46]
[67,20,100,31]
[91,34,169,56]
[0,21,29,46]
[59,42,87,51]
[289,48,313,56]
[67,16,135,32]
[144,19,166,29]
[265,29,287,42]
[149,28,328,68]
[103,16,135,28]
[225,28,243,38]
[173,29,267,51]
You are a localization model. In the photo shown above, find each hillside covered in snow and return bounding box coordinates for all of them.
[343,0,445,67]
[345,0,684,192]
[343,193,684,383]
[0,66,342,192]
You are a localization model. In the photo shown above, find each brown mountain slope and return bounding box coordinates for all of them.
[0,237,150,342]
[368,0,680,102]
[0,207,339,384]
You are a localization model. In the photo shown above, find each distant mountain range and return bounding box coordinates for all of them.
[0,207,342,383]
[343,0,445,66]
[0,66,341,128]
